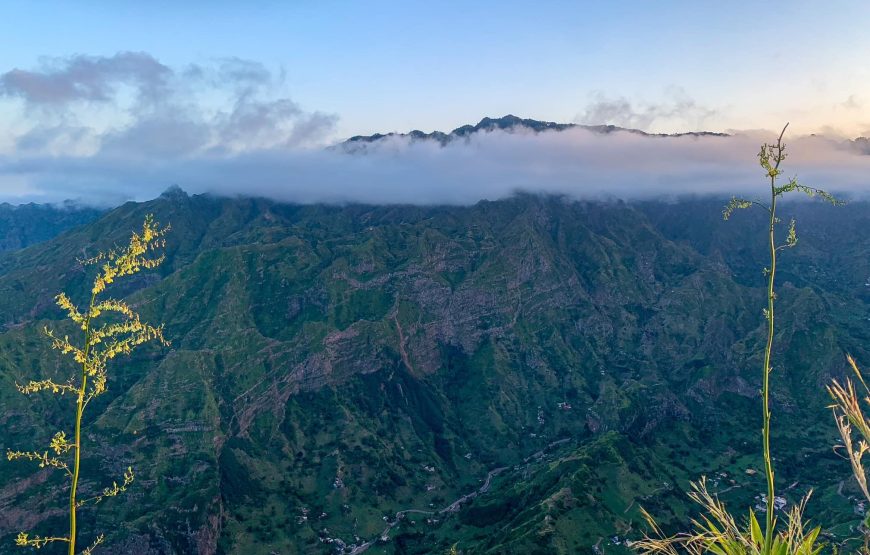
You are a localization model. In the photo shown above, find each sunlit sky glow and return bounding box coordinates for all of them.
[3,1,870,137]
[1,1,869,204]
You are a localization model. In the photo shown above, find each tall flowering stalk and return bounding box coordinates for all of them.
[635,125,840,555]
[7,215,169,554]
[723,124,839,551]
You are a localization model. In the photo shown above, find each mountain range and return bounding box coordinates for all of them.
[0,202,103,254]
[0,183,868,553]
[340,115,730,150]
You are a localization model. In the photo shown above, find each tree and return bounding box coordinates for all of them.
[7,215,169,554]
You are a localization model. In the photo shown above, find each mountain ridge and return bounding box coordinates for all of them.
[342,114,730,148]
[0,193,865,553]
[0,202,104,254]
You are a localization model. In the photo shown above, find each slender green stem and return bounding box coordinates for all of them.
[762,186,777,554]
[69,390,82,555]
[761,124,787,554]
[69,291,97,555]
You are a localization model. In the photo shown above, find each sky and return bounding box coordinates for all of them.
[0,1,869,205]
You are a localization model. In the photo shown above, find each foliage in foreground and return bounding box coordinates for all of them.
[635,477,820,555]
[829,355,870,552]
[6,216,168,554]
[635,125,840,554]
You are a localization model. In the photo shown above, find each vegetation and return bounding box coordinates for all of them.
[0,203,102,254]
[6,216,168,554]
[0,191,868,552]
[636,125,841,554]
[828,355,870,551]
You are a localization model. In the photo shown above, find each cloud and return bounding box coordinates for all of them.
[0,52,171,106]
[842,95,863,111]
[3,125,870,207]
[0,52,337,160]
[1,54,868,207]
[578,90,718,132]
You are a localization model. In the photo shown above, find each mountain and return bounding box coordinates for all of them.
[341,115,729,150]
[0,202,104,253]
[849,136,870,154]
[0,192,866,554]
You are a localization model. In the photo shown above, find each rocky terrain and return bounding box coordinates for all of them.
[0,191,867,553]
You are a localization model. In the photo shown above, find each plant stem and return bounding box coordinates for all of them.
[69,291,97,555]
[762,182,777,554]
[69,385,82,555]
[761,124,787,554]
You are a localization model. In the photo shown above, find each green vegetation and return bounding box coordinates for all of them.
[0,190,867,553]
[6,217,168,554]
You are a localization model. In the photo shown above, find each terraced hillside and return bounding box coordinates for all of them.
[0,191,866,554]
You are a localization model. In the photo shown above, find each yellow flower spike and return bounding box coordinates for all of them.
[55,293,84,325]
[13,531,71,549]
[16,379,77,396]
[49,432,72,455]
[10,215,168,553]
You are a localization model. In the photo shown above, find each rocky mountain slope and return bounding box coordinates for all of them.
[0,192,866,554]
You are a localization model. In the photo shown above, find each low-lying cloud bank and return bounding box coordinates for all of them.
[3,126,870,207]
[0,52,868,206]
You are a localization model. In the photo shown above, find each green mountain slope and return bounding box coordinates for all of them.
[0,202,103,254]
[0,193,866,554]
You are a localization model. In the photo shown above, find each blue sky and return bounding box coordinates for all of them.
[1,1,869,205]
[2,1,869,137]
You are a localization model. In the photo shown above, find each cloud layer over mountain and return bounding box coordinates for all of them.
[1,53,868,206]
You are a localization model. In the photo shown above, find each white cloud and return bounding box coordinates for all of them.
[577,89,719,132]
[2,125,869,207]
[1,54,868,207]
[0,52,337,160]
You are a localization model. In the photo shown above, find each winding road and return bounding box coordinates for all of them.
[348,466,508,554]
[347,437,573,554]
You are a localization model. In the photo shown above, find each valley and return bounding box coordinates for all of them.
[0,192,867,553]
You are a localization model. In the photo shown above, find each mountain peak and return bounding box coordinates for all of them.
[340,115,728,150]
[341,115,577,149]
[160,184,189,200]
[451,114,573,137]
[476,114,523,127]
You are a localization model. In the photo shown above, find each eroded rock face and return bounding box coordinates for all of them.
[0,194,866,553]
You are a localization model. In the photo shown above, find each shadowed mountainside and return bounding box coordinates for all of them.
[0,202,103,254]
